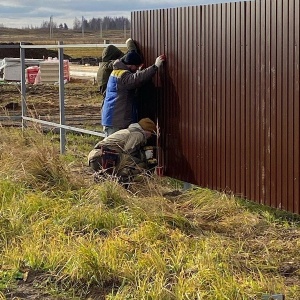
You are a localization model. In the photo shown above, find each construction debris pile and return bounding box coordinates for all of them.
[0,43,71,60]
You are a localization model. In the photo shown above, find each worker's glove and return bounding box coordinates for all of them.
[145,149,154,160]
[155,55,165,68]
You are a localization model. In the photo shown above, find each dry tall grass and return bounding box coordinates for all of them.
[0,127,299,300]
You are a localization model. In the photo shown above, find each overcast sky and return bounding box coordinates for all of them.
[0,0,250,28]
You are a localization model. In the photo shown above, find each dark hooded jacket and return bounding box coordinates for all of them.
[101,59,158,129]
[96,45,124,95]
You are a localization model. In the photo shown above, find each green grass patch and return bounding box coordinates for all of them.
[0,127,299,299]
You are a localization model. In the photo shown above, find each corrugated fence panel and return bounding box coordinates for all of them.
[270,0,278,209]
[295,0,300,214]
[132,0,300,215]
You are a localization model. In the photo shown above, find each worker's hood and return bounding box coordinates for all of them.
[102,46,123,61]
[128,123,148,138]
[128,123,143,131]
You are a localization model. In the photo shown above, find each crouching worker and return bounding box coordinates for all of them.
[88,118,157,182]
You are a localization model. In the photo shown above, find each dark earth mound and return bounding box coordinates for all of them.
[0,42,71,59]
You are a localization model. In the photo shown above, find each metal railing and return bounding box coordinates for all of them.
[1,42,126,153]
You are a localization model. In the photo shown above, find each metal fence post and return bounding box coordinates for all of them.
[58,41,66,154]
[20,42,27,130]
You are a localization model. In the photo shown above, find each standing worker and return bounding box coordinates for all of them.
[101,52,166,137]
[97,38,138,97]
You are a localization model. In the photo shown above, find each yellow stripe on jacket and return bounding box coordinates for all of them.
[111,69,127,78]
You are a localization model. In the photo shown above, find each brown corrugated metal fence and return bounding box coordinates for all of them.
[132,0,300,214]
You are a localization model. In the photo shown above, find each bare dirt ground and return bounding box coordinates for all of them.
[0,63,103,132]
[0,76,102,129]
[0,27,128,45]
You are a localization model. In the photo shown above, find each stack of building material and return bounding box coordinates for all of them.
[39,58,70,83]
[0,58,43,81]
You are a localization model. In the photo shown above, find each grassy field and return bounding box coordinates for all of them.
[0,28,129,44]
[0,126,299,299]
[0,28,129,58]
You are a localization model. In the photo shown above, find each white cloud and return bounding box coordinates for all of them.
[0,0,251,28]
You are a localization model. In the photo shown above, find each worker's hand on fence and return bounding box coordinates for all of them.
[155,55,166,68]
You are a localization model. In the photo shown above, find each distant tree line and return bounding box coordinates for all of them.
[0,16,130,30]
[40,21,69,30]
[39,16,130,31]
[76,16,130,31]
